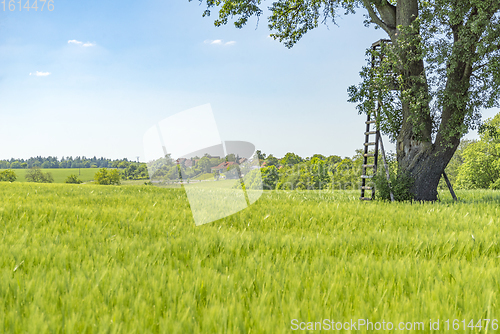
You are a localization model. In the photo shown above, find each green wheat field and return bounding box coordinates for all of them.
[1,182,500,333]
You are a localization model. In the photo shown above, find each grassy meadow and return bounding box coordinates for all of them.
[1,182,500,333]
[1,168,98,183]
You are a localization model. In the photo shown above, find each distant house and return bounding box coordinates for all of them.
[211,161,239,174]
[176,158,195,168]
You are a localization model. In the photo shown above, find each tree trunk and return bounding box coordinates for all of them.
[392,0,443,200]
[399,142,458,201]
[365,0,478,200]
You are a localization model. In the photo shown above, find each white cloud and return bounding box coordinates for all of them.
[68,40,95,47]
[204,39,236,46]
[30,71,51,77]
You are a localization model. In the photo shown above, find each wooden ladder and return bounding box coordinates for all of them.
[360,113,379,201]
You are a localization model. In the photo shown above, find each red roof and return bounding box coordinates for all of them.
[211,161,239,170]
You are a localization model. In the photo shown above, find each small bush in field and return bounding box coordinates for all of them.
[0,169,16,182]
[65,174,83,184]
[94,168,121,185]
[25,167,53,183]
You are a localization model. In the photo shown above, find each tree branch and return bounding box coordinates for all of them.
[362,0,396,37]
[473,62,488,72]
[374,0,397,30]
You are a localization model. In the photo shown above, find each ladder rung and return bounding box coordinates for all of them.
[361,175,374,179]
[365,120,376,124]
[360,197,372,201]
[361,186,373,190]
[363,164,375,168]
[364,142,376,146]
[364,154,375,157]
[364,131,377,135]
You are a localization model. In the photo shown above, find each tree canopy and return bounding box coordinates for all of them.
[191,0,500,200]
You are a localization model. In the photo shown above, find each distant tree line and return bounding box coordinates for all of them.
[0,156,137,170]
[244,151,364,191]
[0,156,149,181]
[148,154,230,182]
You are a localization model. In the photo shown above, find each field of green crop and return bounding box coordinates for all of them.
[0,168,99,183]
[1,182,500,333]
[192,173,215,181]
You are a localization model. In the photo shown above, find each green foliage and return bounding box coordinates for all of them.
[148,154,225,182]
[196,156,212,174]
[325,155,342,164]
[225,164,240,179]
[65,174,83,184]
[279,152,303,167]
[277,158,332,190]
[255,150,267,161]
[456,141,500,189]
[457,113,500,189]
[94,168,121,185]
[348,43,404,141]
[261,165,280,190]
[0,156,136,170]
[439,139,474,189]
[25,167,54,183]
[490,178,500,190]
[330,157,359,190]
[191,0,356,48]
[10,161,21,169]
[121,163,149,180]
[264,155,279,167]
[0,170,16,182]
[374,169,415,202]
[240,168,261,190]
[225,153,237,162]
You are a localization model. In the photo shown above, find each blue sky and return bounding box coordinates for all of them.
[0,1,497,161]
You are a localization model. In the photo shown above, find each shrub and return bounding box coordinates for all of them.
[373,169,414,201]
[0,169,17,182]
[25,167,53,183]
[94,168,121,185]
[65,174,83,184]
[490,178,500,190]
[261,166,280,190]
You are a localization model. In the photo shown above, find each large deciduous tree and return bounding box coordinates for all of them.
[190,0,500,200]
